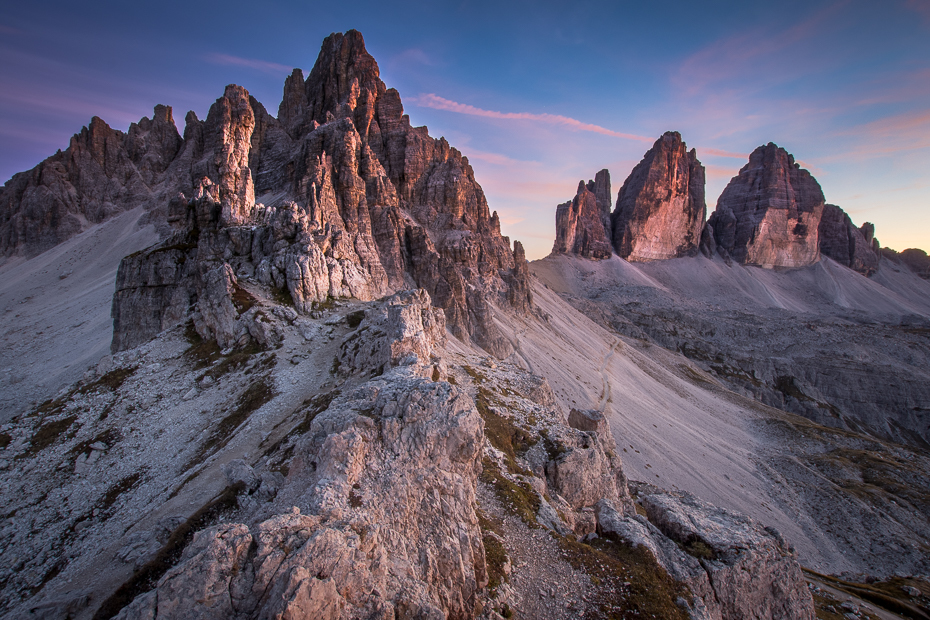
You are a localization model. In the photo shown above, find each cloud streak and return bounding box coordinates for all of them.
[412,93,654,143]
[204,53,292,75]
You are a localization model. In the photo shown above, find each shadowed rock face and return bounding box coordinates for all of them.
[818,204,880,276]
[707,143,824,268]
[0,106,183,257]
[108,30,530,357]
[552,176,613,260]
[612,132,706,261]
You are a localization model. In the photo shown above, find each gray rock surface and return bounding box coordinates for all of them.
[707,143,824,268]
[612,132,706,261]
[642,492,814,620]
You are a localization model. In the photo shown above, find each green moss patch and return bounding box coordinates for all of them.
[476,387,535,473]
[559,535,691,620]
[480,458,540,527]
[92,482,245,620]
[231,284,257,314]
[23,415,77,457]
[185,376,276,472]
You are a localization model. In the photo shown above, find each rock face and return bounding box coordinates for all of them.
[109,30,531,357]
[0,106,183,257]
[552,174,613,260]
[116,366,488,620]
[596,492,815,620]
[707,143,824,268]
[612,132,706,261]
[818,204,880,276]
[883,247,930,279]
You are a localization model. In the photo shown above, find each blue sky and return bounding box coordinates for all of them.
[2,0,928,259]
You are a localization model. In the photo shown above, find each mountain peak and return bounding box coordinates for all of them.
[708,143,824,267]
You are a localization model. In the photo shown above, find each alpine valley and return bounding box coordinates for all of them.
[0,30,928,620]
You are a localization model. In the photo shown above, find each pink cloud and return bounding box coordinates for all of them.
[464,149,539,167]
[204,53,292,75]
[0,24,21,35]
[412,93,654,143]
[704,164,740,181]
[698,147,747,159]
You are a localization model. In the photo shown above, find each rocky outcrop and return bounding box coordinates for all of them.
[883,247,930,279]
[612,132,706,261]
[109,30,531,357]
[0,106,182,257]
[552,174,613,260]
[818,204,880,276]
[115,366,488,620]
[707,143,824,268]
[596,492,815,620]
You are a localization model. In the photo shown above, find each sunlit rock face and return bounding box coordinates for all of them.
[818,204,880,276]
[707,143,824,268]
[611,132,706,261]
[552,173,613,260]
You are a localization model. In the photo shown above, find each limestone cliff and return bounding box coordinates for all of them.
[818,203,880,276]
[109,30,530,357]
[551,175,613,260]
[612,131,706,261]
[706,143,824,268]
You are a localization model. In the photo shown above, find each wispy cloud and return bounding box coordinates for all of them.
[390,48,438,67]
[412,93,654,143]
[698,147,747,159]
[204,53,292,75]
[463,149,540,167]
[0,24,21,35]
[827,109,930,160]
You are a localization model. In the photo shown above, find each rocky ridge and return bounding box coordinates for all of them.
[1,287,814,619]
[0,106,182,257]
[818,204,881,276]
[108,30,530,359]
[552,137,928,283]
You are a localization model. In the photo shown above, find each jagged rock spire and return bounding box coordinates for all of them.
[612,131,705,261]
[552,177,613,260]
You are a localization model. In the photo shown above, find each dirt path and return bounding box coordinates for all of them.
[597,340,620,412]
[510,325,535,374]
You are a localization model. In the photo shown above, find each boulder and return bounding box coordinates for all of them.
[567,408,611,442]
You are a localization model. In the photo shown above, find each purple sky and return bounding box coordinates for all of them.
[2,0,928,259]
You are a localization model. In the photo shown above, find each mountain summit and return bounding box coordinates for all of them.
[103,30,532,357]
